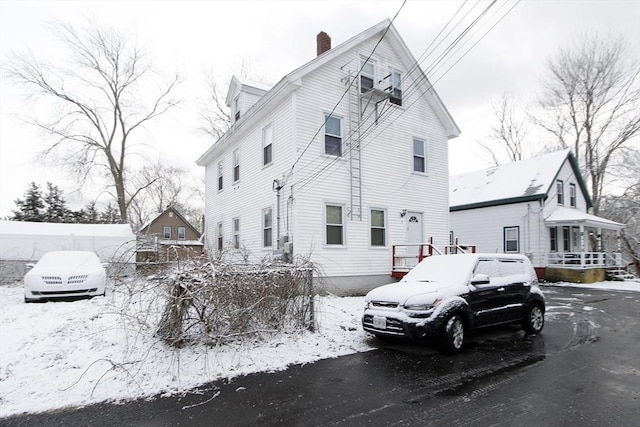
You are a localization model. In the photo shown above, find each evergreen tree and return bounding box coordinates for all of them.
[100,203,121,224]
[83,201,100,223]
[11,182,45,222]
[43,182,70,223]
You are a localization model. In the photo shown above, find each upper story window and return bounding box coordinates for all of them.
[504,226,519,253]
[389,69,402,106]
[233,95,240,121]
[217,161,224,191]
[324,114,342,156]
[263,124,273,166]
[557,180,564,205]
[360,58,375,93]
[325,204,344,245]
[263,207,273,248]
[233,149,240,183]
[413,138,426,173]
[370,209,386,247]
[163,226,171,239]
[177,226,186,240]
[569,183,576,208]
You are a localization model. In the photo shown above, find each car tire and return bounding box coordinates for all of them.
[522,303,544,335]
[440,314,465,354]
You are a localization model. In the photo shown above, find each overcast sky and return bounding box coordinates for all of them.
[1,0,639,218]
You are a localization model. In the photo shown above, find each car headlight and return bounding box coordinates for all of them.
[403,298,441,311]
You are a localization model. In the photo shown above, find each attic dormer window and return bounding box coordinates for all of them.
[234,95,240,121]
[389,69,402,106]
[360,58,375,93]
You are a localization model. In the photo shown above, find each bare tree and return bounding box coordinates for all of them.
[600,149,640,275]
[478,93,536,166]
[536,33,640,215]
[3,20,180,222]
[128,161,203,231]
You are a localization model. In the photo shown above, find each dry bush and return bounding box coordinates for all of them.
[155,258,315,347]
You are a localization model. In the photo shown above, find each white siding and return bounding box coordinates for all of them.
[202,32,454,295]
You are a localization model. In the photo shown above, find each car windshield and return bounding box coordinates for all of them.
[401,255,476,284]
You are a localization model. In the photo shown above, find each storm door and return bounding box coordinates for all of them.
[406,211,423,267]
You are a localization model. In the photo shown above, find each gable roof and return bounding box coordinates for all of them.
[450,149,592,211]
[138,206,201,237]
[197,19,460,166]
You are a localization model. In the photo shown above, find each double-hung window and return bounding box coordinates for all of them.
[413,138,426,173]
[263,124,273,166]
[217,222,223,251]
[569,183,576,208]
[234,95,240,121]
[232,218,240,249]
[550,227,558,252]
[326,204,344,245]
[370,209,386,247]
[177,226,186,240]
[217,162,224,191]
[163,226,171,239]
[263,208,273,248]
[504,226,519,253]
[360,58,375,93]
[233,149,240,183]
[389,69,402,106]
[557,180,564,205]
[324,114,342,156]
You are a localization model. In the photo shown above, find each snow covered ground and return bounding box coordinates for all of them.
[1,278,638,418]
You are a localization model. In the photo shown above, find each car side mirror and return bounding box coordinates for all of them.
[470,274,490,285]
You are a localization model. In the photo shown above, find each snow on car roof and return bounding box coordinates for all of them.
[450,149,570,209]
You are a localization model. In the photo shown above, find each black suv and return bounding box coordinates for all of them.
[362,253,545,353]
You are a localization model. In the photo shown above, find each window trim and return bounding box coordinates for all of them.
[504,226,520,253]
[550,226,558,252]
[360,57,376,93]
[163,226,171,240]
[262,207,273,248]
[569,183,576,208]
[262,123,273,167]
[217,222,223,252]
[232,217,240,249]
[177,226,186,240]
[217,161,224,192]
[412,137,427,174]
[325,203,345,246]
[234,95,240,121]
[389,68,403,106]
[324,113,343,157]
[233,149,240,183]
[557,180,564,205]
[370,208,387,247]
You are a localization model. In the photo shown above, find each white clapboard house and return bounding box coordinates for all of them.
[197,20,460,295]
[449,149,625,283]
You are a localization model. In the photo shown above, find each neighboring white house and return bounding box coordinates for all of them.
[196,20,460,295]
[449,149,624,282]
[0,220,136,283]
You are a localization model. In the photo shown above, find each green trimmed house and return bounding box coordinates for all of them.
[449,150,624,282]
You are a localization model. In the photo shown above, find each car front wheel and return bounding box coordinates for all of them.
[522,303,544,334]
[440,314,465,354]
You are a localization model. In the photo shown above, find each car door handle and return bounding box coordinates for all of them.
[498,287,505,292]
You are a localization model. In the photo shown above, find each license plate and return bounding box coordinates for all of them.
[373,315,386,329]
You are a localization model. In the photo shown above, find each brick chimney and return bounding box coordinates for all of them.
[317,31,331,56]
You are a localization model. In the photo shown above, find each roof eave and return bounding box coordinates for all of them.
[450,195,544,212]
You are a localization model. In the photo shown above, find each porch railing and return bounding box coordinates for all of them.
[547,252,622,268]
[392,238,476,278]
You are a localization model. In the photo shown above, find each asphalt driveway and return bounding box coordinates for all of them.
[3,286,639,426]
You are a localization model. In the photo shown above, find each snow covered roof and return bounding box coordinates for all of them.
[197,19,459,166]
[450,150,591,211]
[545,206,624,230]
[0,220,134,238]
